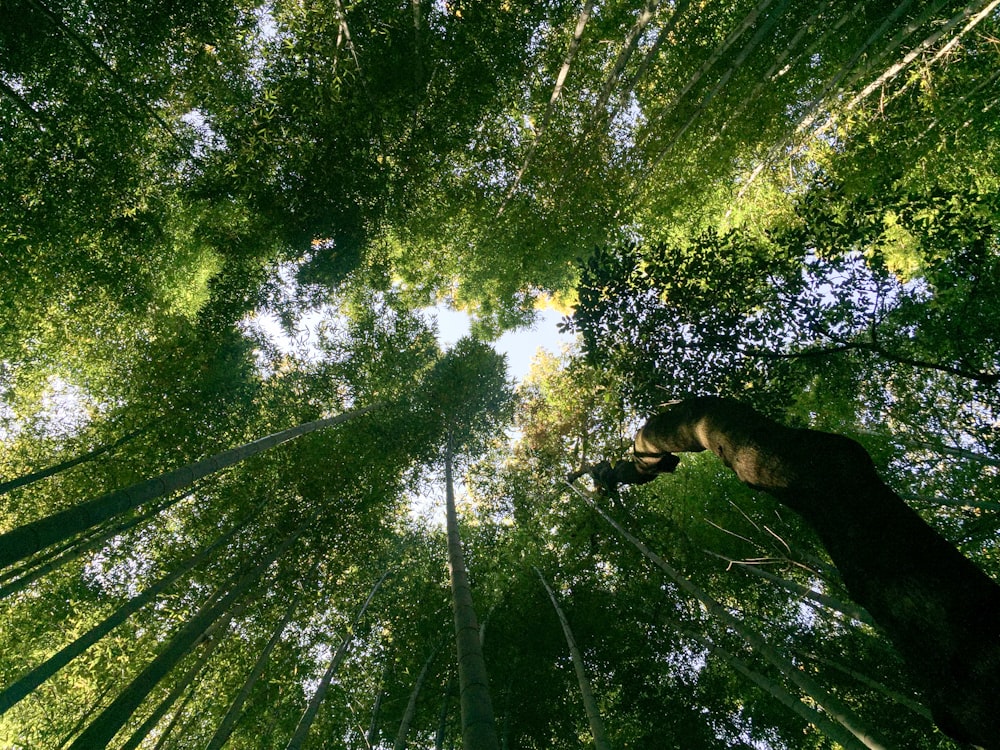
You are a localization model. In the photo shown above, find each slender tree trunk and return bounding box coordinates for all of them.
[845,0,1000,109]
[749,339,1000,384]
[745,0,923,187]
[0,77,51,129]
[0,517,248,715]
[794,650,933,721]
[24,0,183,143]
[679,626,868,750]
[706,0,835,148]
[150,678,198,750]
[68,532,298,749]
[205,605,298,750]
[435,677,453,750]
[855,429,1000,469]
[574,488,887,750]
[0,493,182,601]
[393,640,443,750]
[367,663,391,749]
[705,552,875,626]
[444,440,500,750]
[0,404,378,570]
[534,568,611,750]
[120,597,241,750]
[0,424,148,496]
[615,396,1000,749]
[56,683,115,748]
[497,0,595,214]
[0,531,80,587]
[594,0,661,116]
[614,0,692,125]
[285,569,390,750]
[646,0,782,171]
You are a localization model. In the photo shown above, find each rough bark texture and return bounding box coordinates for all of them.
[618,396,1000,749]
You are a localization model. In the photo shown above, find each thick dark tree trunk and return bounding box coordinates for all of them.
[581,489,884,748]
[609,396,1000,749]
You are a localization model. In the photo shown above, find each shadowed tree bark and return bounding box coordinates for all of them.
[0,493,180,601]
[573,485,885,749]
[588,396,1000,749]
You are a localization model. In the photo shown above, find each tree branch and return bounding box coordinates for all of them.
[747,341,1000,384]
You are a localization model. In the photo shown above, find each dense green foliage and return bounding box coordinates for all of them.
[2,0,999,747]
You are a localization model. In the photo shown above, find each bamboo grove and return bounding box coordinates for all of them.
[2,0,1000,748]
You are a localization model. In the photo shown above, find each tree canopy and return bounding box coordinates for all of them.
[2,0,999,747]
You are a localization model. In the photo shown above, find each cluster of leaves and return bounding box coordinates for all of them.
[0,296,498,747]
[447,355,960,749]
[569,178,1000,413]
[2,0,1000,747]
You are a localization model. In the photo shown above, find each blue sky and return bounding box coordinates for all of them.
[248,302,577,384]
[431,306,577,382]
